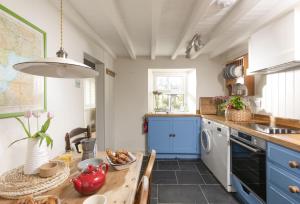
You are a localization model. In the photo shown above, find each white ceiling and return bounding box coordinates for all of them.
[61,0,300,60]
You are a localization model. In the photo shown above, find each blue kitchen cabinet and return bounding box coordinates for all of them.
[267,142,300,204]
[147,117,201,158]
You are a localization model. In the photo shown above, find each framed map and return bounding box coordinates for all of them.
[0,4,46,119]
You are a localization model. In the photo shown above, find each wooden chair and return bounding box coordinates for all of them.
[134,176,149,204]
[144,150,156,180]
[65,125,91,153]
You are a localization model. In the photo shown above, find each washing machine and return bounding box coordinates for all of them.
[201,118,214,171]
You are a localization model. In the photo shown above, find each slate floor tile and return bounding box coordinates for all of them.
[179,163,198,171]
[176,171,205,184]
[195,162,211,175]
[151,184,158,198]
[158,185,207,203]
[152,171,177,184]
[201,185,240,204]
[150,198,157,204]
[201,174,219,184]
[158,160,180,170]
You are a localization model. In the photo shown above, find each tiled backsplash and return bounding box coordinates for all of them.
[254,67,300,119]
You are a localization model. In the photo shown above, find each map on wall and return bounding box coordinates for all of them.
[0,4,46,118]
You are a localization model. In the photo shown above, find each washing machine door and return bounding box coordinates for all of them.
[201,129,212,153]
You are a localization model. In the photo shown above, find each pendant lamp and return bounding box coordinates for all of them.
[13,0,98,78]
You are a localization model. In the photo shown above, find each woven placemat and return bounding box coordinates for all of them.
[0,160,70,199]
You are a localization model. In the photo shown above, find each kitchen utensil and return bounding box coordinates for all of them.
[39,161,59,178]
[106,152,136,171]
[232,83,248,96]
[81,138,96,161]
[83,195,107,204]
[71,163,109,195]
[77,158,104,171]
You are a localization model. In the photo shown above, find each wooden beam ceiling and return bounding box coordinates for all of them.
[170,0,212,60]
[151,0,165,60]
[190,0,261,59]
[102,0,136,59]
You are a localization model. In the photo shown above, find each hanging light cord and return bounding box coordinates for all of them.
[60,0,63,49]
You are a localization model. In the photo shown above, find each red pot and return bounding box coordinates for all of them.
[71,163,109,195]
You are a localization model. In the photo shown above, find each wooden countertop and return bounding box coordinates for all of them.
[201,115,300,152]
[0,152,143,204]
[145,113,201,117]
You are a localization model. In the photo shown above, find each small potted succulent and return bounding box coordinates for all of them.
[224,96,252,122]
[9,111,54,175]
[214,96,229,116]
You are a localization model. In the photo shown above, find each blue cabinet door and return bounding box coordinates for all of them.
[172,118,200,154]
[148,118,173,153]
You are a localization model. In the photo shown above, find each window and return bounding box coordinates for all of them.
[148,69,196,113]
[84,78,96,109]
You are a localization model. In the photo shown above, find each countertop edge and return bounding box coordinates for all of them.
[201,114,300,152]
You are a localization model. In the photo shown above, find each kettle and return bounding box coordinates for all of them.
[71,163,109,195]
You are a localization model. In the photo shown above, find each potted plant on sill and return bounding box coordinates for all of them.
[9,111,54,175]
[224,96,252,122]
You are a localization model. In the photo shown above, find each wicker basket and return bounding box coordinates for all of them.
[227,109,252,122]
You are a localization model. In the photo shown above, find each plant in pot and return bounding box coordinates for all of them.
[224,96,252,122]
[9,111,54,175]
[214,96,229,116]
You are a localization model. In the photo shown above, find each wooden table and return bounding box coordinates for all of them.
[0,152,143,204]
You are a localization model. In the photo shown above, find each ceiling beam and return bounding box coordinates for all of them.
[151,0,165,60]
[209,0,300,58]
[190,0,261,59]
[49,0,117,59]
[103,0,136,59]
[171,0,212,60]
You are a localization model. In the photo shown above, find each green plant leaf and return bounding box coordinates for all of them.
[45,135,53,149]
[15,117,31,137]
[8,137,28,148]
[40,118,51,133]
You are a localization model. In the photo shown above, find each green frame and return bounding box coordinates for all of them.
[0,4,47,119]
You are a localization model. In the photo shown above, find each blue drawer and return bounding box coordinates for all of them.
[231,174,264,204]
[268,184,296,204]
[268,143,300,176]
[268,163,300,202]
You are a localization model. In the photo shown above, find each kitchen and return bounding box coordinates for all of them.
[1,0,300,204]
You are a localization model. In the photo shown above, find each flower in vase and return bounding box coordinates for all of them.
[24,111,32,118]
[47,112,54,119]
[32,111,41,118]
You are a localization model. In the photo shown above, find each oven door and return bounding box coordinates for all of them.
[230,137,266,202]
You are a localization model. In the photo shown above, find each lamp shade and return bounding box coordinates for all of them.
[13,57,98,78]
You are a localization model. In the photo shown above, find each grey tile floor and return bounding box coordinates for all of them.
[141,158,242,204]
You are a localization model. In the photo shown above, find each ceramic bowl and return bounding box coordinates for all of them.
[83,195,107,204]
[77,158,104,171]
[106,152,137,171]
[39,161,59,178]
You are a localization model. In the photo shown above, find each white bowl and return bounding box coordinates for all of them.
[83,195,107,204]
[106,152,136,171]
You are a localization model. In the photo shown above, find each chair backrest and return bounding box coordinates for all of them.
[135,176,149,204]
[144,150,156,179]
[65,126,91,152]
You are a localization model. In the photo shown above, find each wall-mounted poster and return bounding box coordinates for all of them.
[0,4,46,119]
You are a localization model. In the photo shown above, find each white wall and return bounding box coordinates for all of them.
[254,67,300,119]
[0,0,114,174]
[113,56,225,152]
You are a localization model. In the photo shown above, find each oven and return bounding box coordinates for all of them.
[230,129,266,202]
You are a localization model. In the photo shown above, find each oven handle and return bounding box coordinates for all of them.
[230,138,260,153]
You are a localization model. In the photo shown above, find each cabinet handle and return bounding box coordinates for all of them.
[169,134,172,137]
[173,134,176,137]
[289,161,299,168]
[288,185,300,193]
